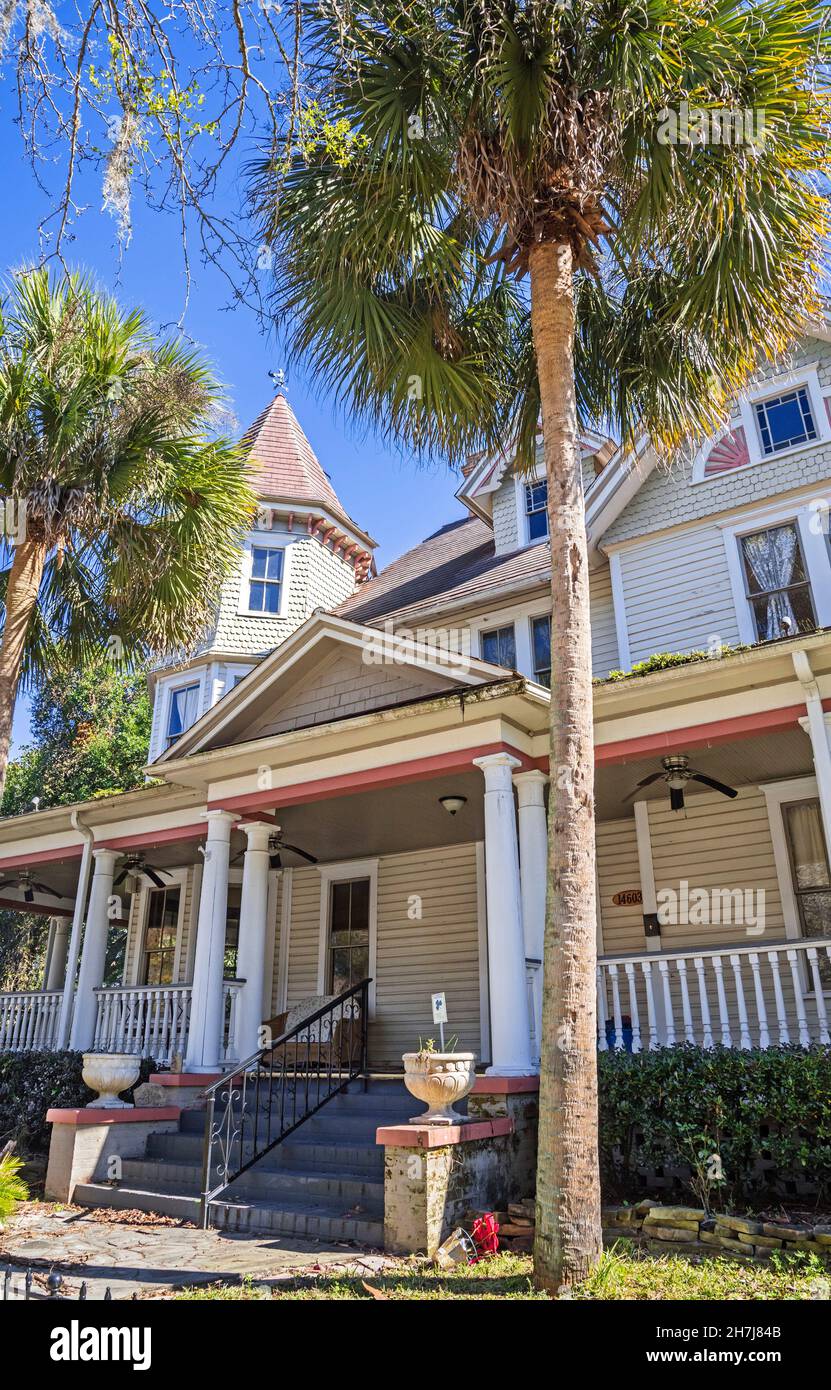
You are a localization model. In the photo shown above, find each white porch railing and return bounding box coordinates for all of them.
[598,938,831,1052]
[0,990,62,1051]
[91,980,244,1067]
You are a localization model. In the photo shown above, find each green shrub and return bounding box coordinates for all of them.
[0,1151,28,1220]
[599,1046,831,1207]
[0,1051,156,1156]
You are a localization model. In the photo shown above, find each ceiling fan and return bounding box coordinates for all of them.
[624,754,738,813]
[113,853,172,890]
[231,830,318,870]
[0,869,62,903]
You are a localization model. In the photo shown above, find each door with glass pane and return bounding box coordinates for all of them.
[328,878,370,994]
[141,887,181,985]
[783,799,831,986]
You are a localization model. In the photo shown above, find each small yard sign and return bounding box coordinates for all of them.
[432,991,448,1050]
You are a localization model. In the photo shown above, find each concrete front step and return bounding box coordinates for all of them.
[118,1156,384,1206]
[147,1130,385,1175]
[72,1182,384,1246]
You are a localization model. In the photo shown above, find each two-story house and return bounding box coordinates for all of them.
[2,332,831,1238]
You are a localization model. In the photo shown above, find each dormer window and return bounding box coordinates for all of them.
[248,545,284,614]
[166,682,200,749]
[525,481,549,541]
[754,387,817,458]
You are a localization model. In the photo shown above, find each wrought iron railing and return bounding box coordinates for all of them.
[199,977,371,1227]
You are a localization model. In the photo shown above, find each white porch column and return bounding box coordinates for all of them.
[474,753,533,1075]
[794,650,831,854]
[69,849,118,1051]
[235,822,272,1061]
[514,770,548,1065]
[185,810,236,1073]
[43,916,71,992]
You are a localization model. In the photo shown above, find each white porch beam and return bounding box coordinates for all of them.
[185,810,236,1072]
[69,849,119,1051]
[474,752,533,1075]
[235,822,272,1061]
[793,650,831,855]
[513,770,547,1066]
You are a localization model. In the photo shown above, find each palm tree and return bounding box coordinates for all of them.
[0,267,255,800]
[252,0,830,1291]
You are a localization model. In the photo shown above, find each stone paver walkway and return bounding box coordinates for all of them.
[0,1204,391,1300]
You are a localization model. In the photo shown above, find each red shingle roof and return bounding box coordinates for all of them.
[241,392,360,533]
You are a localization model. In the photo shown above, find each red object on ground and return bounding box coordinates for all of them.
[470,1213,500,1260]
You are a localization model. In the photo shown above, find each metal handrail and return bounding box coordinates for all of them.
[199,978,371,1227]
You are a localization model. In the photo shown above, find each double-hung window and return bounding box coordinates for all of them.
[328,878,370,994]
[525,481,549,542]
[141,887,180,985]
[165,683,200,749]
[753,386,817,457]
[481,623,517,670]
[739,523,816,641]
[248,545,284,615]
[531,615,551,687]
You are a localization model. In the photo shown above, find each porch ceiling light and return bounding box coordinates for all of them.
[439,795,467,816]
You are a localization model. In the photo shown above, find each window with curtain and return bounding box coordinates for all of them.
[753,386,817,456]
[525,480,549,541]
[783,800,831,986]
[739,523,816,641]
[165,683,200,748]
[481,623,517,669]
[531,615,551,686]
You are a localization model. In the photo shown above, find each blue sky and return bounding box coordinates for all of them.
[0,122,468,755]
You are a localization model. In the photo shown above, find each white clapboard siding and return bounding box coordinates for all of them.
[372,843,482,1066]
[648,788,784,951]
[285,866,324,1005]
[596,818,646,954]
[590,562,620,677]
[618,524,741,663]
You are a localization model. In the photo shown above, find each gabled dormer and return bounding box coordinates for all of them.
[147,386,376,762]
[456,430,616,555]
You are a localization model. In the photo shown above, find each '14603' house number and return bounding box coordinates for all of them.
[611,889,643,907]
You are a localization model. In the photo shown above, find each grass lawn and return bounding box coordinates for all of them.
[174,1242,830,1301]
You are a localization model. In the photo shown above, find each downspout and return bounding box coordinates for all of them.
[56,810,95,1048]
[792,648,831,856]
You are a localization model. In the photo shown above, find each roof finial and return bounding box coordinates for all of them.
[268,368,287,395]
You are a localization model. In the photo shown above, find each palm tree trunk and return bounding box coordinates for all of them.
[529,239,602,1294]
[0,539,47,804]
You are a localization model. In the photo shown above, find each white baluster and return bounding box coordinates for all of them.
[767,950,790,1045]
[748,953,769,1049]
[596,968,608,1051]
[787,949,811,1047]
[676,960,695,1044]
[807,947,830,1044]
[693,957,713,1048]
[609,964,624,1050]
[710,956,732,1046]
[658,960,676,1045]
[624,963,642,1053]
[640,961,659,1050]
[729,954,752,1049]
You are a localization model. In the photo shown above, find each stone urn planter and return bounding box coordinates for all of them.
[402,1051,476,1124]
[81,1052,141,1109]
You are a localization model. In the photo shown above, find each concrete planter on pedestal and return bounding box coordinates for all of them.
[402,1052,476,1124]
[82,1053,141,1109]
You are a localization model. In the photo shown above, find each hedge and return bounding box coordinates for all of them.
[0,1051,155,1157]
[599,1045,831,1207]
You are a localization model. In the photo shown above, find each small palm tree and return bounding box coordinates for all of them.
[0,1149,27,1222]
[0,267,255,798]
[253,0,830,1291]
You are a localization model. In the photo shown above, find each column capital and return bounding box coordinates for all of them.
[201,808,238,838]
[513,769,548,805]
[240,821,273,852]
[473,751,522,787]
[91,847,119,868]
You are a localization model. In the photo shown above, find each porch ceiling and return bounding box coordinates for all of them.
[595,726,814,821]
